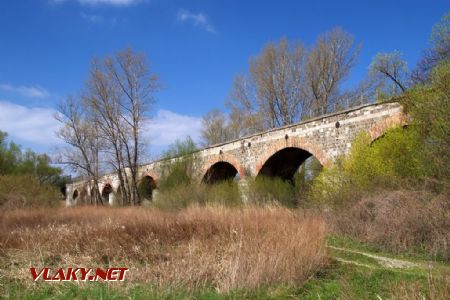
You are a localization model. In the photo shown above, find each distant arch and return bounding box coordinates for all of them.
[101,183,113,204]
[138,175,157,200]
[72,190,79,201]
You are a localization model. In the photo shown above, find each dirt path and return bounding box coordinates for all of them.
[328,245,420,269]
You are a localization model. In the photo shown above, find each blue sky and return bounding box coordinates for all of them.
[0,0,448,158]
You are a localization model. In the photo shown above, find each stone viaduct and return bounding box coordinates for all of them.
[66,102,407,206]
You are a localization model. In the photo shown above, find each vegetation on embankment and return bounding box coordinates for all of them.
[0,130,67,209]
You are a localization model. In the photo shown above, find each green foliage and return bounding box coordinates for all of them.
[310,60,450,206]
[162,135,197,159]
[310,127,428,206]
[0,130,66,187]
[402,59,450,179]
[0,175,62,208]
[206,180,241,207]
[346,129,426,186]
[153,181,241,211]
[158,136,199,191]
[430,12,450,56]
[247,176,297,208]
[0,131,22,175]
[0,131,68,207]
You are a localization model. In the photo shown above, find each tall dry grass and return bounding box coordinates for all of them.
[0,206,327,291]
[329,189,450,261]
[389,271,449,300]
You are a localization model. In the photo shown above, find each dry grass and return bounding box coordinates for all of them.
[389,271,449,300]
[329,189,450,261]
[0,205,327,291]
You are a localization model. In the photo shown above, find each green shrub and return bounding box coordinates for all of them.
[309,127,427,206]
[153,180,241,211]
[246,176,298,208]
[0,175,62,209]
[402,59,450,179]
[206,180,241,207]
[158,136,199,191]
[310,60,450,206]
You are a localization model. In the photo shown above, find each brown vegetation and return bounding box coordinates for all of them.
[328,189,450,261]
[0,206,327,291]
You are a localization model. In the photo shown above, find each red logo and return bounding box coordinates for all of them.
[30,267,129,282]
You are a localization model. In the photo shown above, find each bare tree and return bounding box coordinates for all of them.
[57,48,160,206]
[228,38,308,130]
[370,51,408,96]
[201,109,229,146]
[305,28,360,116]
[55,96,103,204]
[85,48,161,205]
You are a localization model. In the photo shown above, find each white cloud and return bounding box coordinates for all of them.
[52,0,143,6]
[177,9,217,34]
[144,109,202,147]
[0,83,49,98]
[0,101,201,152]
[0,101,60,146]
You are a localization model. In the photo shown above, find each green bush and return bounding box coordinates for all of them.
[152,180,241,211]
[246,176,298,208]
[0,175,62,209]
[158,136,199,191]
[309,127,428,206]
[310,60,450,206]
[206,180,241,207]
[402,59,450,179]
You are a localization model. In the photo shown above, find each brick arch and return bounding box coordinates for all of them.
[72,189,79,200]
[255,136,330,175]
[140,171,159,186]
[99,181,114,194]
[201,152,246,180]
[368,112,408,142]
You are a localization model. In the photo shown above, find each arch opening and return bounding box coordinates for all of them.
[258,147,322,183]
[101,184,113,203]
[138,175,157,200]
[202,161,239,184]
[72,190,79,201]
[60,186,67,198]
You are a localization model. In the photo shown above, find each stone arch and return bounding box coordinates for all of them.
[255,136,329,177]
[202,161,240,184]
[72,189,79,201]
[141,171,159,185]
[368,112,408,142]
[201,152,245,183]
[101,183,114,205]
[138,173,157,200]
